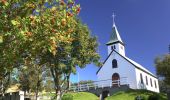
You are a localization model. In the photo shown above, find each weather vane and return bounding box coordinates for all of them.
[112,12,116,27]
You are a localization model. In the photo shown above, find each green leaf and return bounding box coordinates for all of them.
[5,1,9,6]
[11,20,20,26]
[0,36,3,43]
[48,46,52,52]
[35,9,40,13]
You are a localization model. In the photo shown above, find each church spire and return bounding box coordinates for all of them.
[106,13,125,56]
[106,13,123,45]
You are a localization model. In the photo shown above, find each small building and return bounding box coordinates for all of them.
[96,15,159,93]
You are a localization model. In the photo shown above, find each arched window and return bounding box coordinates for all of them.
[112,59,118,68]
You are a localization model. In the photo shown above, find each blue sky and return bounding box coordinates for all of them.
[71,0,170,83]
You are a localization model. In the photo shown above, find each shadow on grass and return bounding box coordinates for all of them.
[127,89,167,100]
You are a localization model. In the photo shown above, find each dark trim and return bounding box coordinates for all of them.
[96,50,157,78]
[106,41,124,46]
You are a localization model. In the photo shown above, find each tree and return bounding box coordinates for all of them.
[155,54,170,92]
[155,55,170,85]
[0,73,10,94]
[41,19,100,99]
[0,1,100,100]
[18,62,44,100]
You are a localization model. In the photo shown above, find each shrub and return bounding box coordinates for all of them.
[62,93,73,100]
[148,94,160,100]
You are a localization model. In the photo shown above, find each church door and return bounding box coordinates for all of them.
[112,73,120,87]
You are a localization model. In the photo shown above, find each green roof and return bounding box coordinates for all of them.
[106,26,123,45]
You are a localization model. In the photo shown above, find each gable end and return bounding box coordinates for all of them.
[96,50,157,78]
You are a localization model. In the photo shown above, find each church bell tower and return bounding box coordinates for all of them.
[106,13,125,56]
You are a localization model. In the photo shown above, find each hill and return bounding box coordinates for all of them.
[62,90,167,100]
[62,92,99,100]
[106,89,167,100]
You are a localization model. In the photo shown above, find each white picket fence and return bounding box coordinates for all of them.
[69,77,128,92]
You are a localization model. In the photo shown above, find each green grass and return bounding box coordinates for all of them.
[106,89,167,100]
[63,92,99,100]
[62,90,167,100]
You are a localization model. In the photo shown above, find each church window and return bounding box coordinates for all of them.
[154,80,157,88]
[112,59,117,68]
[111,46,114,50]
[150,78,153,87]
[140,73,143,84]
[146,76,148,85]
[111,45,116,50]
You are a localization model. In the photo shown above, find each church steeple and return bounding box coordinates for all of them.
[106,13,125,56]
[106,13,123,45]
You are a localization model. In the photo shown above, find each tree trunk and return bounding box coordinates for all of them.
[56,89,62,100]
[167,93,170,100]
[24,90,26,99]
[35,83,39,100]
[55,73,62,100]
[0,80,3,94]
[66,73,71,90]
[50,68,62,100]
[35,77,40,100]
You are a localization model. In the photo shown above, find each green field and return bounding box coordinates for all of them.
[62,90,167,100]
[62,92,99,100]
[106,90,167,100]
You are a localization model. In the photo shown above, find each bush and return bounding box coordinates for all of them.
[148,94,159,100]
[62,93,73,100]
[135,95,146,100]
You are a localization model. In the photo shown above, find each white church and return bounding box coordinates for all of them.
[96,15,159,93]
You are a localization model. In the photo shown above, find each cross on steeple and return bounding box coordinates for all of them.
[112,13,116,27]
[107,12,123,45]
[106,13,125,56]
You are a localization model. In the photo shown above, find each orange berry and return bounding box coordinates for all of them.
[67,12,73,17]
[51,18,55,24]
[61,19,66,26]
[76,7,81,14]
[1,0,7,4]
[60,0,65,5]
[29,15,35,21]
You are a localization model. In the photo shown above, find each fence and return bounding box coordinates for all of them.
[69,77,128,92]
[0,91,53,100]
[0,91,24,100]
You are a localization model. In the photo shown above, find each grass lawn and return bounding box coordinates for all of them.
[106,89,167,100]
[62,90,167,100]
[63,92,99,100]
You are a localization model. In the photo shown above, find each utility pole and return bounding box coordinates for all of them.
[169,44,170,54]
[77,72,80,91]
